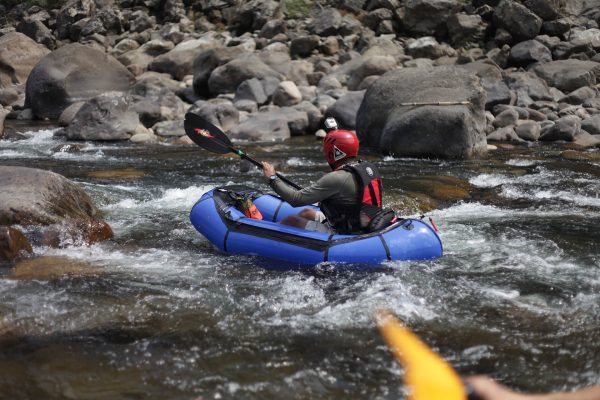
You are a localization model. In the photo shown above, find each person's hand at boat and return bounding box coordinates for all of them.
[465,376,600,400]
[261,161,277,180]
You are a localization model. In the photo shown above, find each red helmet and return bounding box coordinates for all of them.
[323,129,359,169]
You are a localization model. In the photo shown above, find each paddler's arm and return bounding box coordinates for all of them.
[261,161,339,207]
[465,376,600,400]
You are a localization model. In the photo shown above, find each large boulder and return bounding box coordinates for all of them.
[0,32,50,88]
[0,166,113,246]
[325,91,365,130]
[356,66,487,158]
[148,37,221,80]
[208,56,284,96]
[192,45,253,98]
[532,60,600,92]
[493,0,543,41]
[228,110,290,141]
[26,43,134,119]
[65,92,140,140]
[402,0,462,37]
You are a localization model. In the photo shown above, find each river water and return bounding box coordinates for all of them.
[0,126,599,399]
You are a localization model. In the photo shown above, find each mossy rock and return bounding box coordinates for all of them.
[402,175,472,202]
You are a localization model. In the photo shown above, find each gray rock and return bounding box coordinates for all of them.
[294,101,322,132]
[290,35,320,58]
[363,8,393,31]
[131,88,186,127]
[0,32,50,88]
[117,39,175,75]
[234,78,268,105]
[149,37,220,81]
[229,110,290,141]
[532,60,600,92]
[524,107,547,121]
[55,0,95,40]
[308,8,342,36]
[208,56,284,96]
[279,107,309,136]
[58,101,85,126]
[272,81,302,107]
[493,0,543,41]
[542,18,574,38]
[0,165,111,246]
[25,43,134,119]
[347,55,396,91]
[459,61,510,109]
[493,108,519,127]
[406,36,457,59]
[285,60,313,87]
[540,115,581,141]
[65,92,139,140]
[228,0,281,35]
[17,17,56,49]
[403,0,462,37]
[447,12,487,48]
[508,40,552,67]
[524,0,559,21]
[487,126,524,142]
[581,115,600,135]
[234,99,258,113]
[0,87,21,107]
[192,45,253,97]
[505,71,553,102]
[326,90,365,130]
[188,99,240,132]
[259,19,287,39]
[356,66,487,158]
[559,86,597,105]
[515,120,541,141]
[152,119,184,137]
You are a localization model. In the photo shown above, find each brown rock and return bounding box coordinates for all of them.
[87,168,145,179]
[0,226,33,264]
[559,150,594,160]
[0,32,50,87]
[0,166,113,246]
[8,256,102,280]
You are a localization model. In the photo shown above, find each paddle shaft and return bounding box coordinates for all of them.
[229,145,302,190]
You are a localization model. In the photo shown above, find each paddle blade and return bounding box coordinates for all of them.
[376,310,467,400]
[184,112,233,154]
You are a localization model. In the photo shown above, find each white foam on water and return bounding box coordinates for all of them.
[0,149,36,158]
[469,173,512,188]
[103,185,214,211]
[286,157,319,167]
[249,273,438,333]
[51,149,108,161]
[534,190,600,208]
[505,158,539,166]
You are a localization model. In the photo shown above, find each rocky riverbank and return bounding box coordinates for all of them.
[1,0,600,154]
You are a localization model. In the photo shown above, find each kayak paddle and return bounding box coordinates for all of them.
[184,112,302,190]
[376,310,479,400]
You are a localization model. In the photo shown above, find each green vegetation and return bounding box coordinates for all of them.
[282,0,313,19]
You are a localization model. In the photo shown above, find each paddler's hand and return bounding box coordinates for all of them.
[464,376,531,400]
[262,161,276,179]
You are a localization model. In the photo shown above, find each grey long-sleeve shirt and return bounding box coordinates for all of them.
[269,169,359,209]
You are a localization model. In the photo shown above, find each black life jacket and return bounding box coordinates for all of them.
[320,160,383,234]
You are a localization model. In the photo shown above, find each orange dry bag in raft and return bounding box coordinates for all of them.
[239,196,263,220]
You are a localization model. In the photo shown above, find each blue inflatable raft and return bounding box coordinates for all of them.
[190,185,443,265]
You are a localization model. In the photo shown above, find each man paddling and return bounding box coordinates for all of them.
[262,117,386,234]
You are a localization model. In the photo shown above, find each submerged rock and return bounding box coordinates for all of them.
[0,166,113,246]
[8,256,102,280]
[0,227,33,264]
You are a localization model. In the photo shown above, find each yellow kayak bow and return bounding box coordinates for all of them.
[376,310,470,400]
